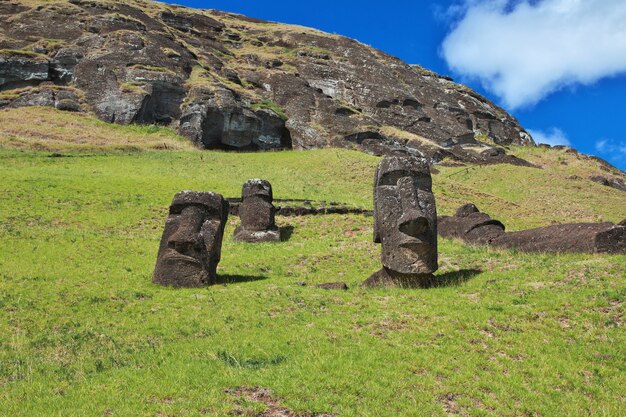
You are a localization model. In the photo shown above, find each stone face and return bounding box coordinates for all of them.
[439,204,626,254]
[438,204,506,245]
[153,191,229,287]
[233,179,280,242]
[365,156,438,288]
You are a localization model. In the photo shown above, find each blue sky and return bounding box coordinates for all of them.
[162,0,626,171]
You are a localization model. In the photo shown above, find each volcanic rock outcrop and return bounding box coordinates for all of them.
[153,191,229,287]
[233,179,280,242]
[364,156,438,288]
[439,204,626,254]
[0,0,534,161]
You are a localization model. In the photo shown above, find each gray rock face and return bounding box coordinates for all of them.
[6,84,81,112]
[233,179,280,242]
[589,175,626,193]
[0,0,535,161]
[0,54,49,90]
[364,156,438,288]
[153,191,229,287]
[179,89,290,150]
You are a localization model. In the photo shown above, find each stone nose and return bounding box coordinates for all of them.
[168,207,202,253]
[168,233,196,253]
[399,213,429,237]
[397,176,428,237]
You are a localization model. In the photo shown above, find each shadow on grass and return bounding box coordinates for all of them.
[432,269,482,287]
[280,225,294,242]
[216,274,268,285]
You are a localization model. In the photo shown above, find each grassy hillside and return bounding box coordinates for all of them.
[0,107,194,152]
[0,108,625,416]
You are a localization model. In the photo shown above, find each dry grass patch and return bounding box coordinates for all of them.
[0,107,195,152]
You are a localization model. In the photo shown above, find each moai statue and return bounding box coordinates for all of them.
[438,203,506,245]
[233,179,280,242]
[364,156,438,288]
[153,191,229,287]
[439,204,626,254]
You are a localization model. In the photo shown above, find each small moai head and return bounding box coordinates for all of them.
[437,204,505,245]
[242,179,273,202]
[373,156,438,275]
[239,179,276,232]
[153,191,229,287]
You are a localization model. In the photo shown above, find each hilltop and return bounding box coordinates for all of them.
[1,0,535,162]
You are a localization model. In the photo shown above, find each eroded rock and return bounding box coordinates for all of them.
[589,175,626,193]
[179,87,291,150]
[153,191,229,287]
[0,53,49,90]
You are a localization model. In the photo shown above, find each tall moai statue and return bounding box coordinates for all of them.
[153,191,229,287]
[364,156,438,288]
[233,179,280,242]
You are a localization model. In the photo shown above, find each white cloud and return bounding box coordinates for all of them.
[595,139,626,160]
[441,0,626,109]
[527,127,570,146]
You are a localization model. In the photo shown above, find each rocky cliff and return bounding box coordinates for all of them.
[0,0,535,161]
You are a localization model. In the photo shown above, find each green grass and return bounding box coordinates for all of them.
[434,146,626,230]
[0,49,47,60]
[0,109,624,416]
[0,145,624,416]
[251,100,288,121]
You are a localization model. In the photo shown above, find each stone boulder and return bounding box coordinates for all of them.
[589,175,626,193]
[492,222,626,254]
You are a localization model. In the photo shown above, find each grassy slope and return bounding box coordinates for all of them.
[0,107,194,152]
[0,108,625,416]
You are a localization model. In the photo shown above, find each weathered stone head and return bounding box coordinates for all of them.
[365,156,438,287]
[153,191,229,287]
[438,204,506,245]
[233,179,280,242]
